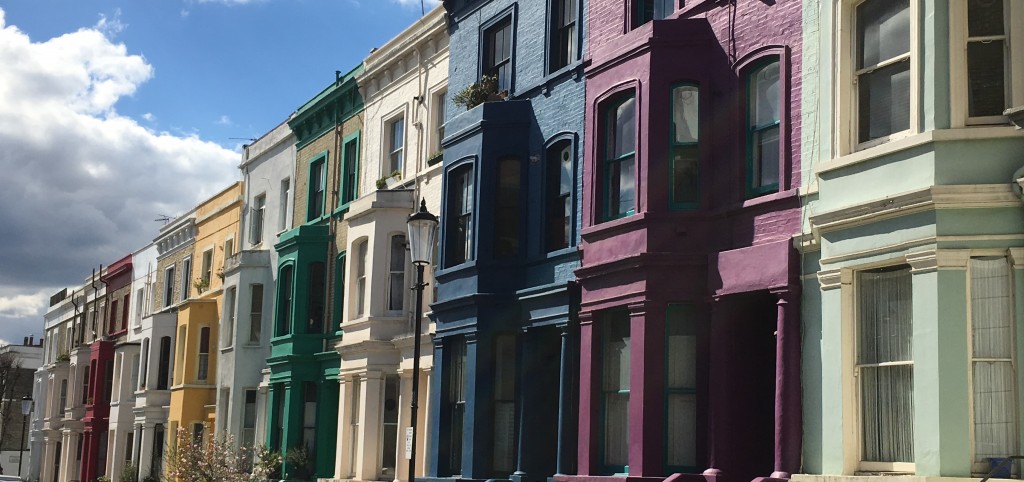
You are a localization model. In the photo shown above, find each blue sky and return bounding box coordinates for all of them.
[0,0,440,346]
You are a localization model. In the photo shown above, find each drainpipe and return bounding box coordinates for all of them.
[1006,106,1024,200]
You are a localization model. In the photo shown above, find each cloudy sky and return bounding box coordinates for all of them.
[0,0,439,346]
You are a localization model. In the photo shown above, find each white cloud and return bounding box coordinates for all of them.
[142,112,155,122]
[0,290,48,318]
[95,9,126,37]
[216,114,232,125]
[0,7,238,294]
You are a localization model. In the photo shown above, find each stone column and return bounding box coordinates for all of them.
[555,325,572,476]
[40,440,55,482]
[358,371,383,481]
[770,288,801,478]
[703,297,727,479]
[513,328,529,482]
[576,311,598,475]
[395,370,413,482]
[334,377,351,479]
[627,300,665,477]
[138,423,155,478]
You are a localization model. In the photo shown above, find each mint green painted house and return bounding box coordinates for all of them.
[797,1,1024,481]
[266,66,363,480]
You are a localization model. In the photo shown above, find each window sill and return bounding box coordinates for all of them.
[220,346,233,354]
[819,126,1024,175]
[740,188,796,209]
[436,259,478,277]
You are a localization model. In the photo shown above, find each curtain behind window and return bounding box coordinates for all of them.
[971,257,1017,464]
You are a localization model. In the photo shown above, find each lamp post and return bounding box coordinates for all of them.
[406,199,438,482]
[19,395,32,478]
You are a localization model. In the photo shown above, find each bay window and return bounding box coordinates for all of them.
[670,84,700,208]
[970,257,1017,471]
[388,235,407,313]
[495,158,521,258]
[602,310,630,472]
[197,327,210,382]
[603,93,636,221]
[446,165,474,267]
[857,265,913,467]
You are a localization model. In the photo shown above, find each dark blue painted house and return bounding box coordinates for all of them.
[426,1,585,481]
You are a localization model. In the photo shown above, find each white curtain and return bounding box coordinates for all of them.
[666,306,697,468]
[971,257,1017,463]
[858,267,914,462]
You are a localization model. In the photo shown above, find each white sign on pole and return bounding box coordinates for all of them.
[405,427,414,460]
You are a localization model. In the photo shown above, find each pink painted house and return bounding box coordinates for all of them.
[567,1,803,482]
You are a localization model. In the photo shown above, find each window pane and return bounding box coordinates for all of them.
[752,63,780,128]
[672,86,699,143]
[388,236,406,311]
[495,158,521,257]
[671,145,699,205]
[973,361,1017,461]
[611,156,635,216]
[612,97,636,158]
[967,40,1007,118]
[857,267,913,364]
[968,0,1004,37]
[861,365,914,462]
[971,257,1013,359]
[857,0,910,68]
[667,394,696,467]
[858,60,911,143]
[753,125,780,189]
[603,313,630,468]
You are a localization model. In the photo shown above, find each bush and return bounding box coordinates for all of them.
[165,425,251,482]
[284,446,313,481]
[119,462,139,482]
[452,75,501,110]
[251,445,281,481]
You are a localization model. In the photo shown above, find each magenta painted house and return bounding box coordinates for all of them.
[567,1,803,482]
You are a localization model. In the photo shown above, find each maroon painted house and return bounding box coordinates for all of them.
[81,254,132,482]
[568,1,802,482]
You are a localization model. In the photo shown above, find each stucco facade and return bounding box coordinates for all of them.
[569,1,803,481]
[798,1,1024,482]
[428,0,586,481]
[168,181,242,454]
[216,119,295,460]
[266,66,362,480]
[329,8,447,482]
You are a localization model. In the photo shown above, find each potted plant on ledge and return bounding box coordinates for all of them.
[452,74,505,110]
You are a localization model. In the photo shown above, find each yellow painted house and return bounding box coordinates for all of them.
[168,181,243,447]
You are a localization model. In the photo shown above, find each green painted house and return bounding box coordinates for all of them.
[798,1,1024,482]
[266,65,363,480]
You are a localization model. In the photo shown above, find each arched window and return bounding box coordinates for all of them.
[602,93,636,221]
[307,262,326,334]
[445,165,474,267]
[746,59,781,197]
[669,84,700,209]
[277,265,294,336]
[546,140,573,251]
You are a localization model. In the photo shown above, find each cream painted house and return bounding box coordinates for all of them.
[331,6,448,482]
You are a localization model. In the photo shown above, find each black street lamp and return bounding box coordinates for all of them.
[19,395,32,478]
[406,198,438,482]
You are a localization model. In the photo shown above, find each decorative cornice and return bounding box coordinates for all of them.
[816,268,845,291]
[1009,248,1024,268]
[904,249,970,274]
[809,185,1021,235]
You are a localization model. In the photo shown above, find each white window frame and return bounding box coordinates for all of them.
[223,286,237,349]
[836,0,920,154]
[432,87,448,153]
[845,262,916,473]
[164,265,176,308]
[385,114,406,177]
[279,178,291,232]
[967,253,1019,474]
[251,193,266,246]
[180,256,192,302]
[386,234,408,315]
[949,0,1024,127]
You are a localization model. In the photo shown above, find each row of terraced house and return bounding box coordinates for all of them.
[25,1,1024,482]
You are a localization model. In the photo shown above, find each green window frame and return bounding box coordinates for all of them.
[665,303,698,472]
[307,153,328,221]
[745,58,781,198]
[602,93,636,222]
[340,132,360,208]
[275,263,294,337]
[669,83,700,210]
